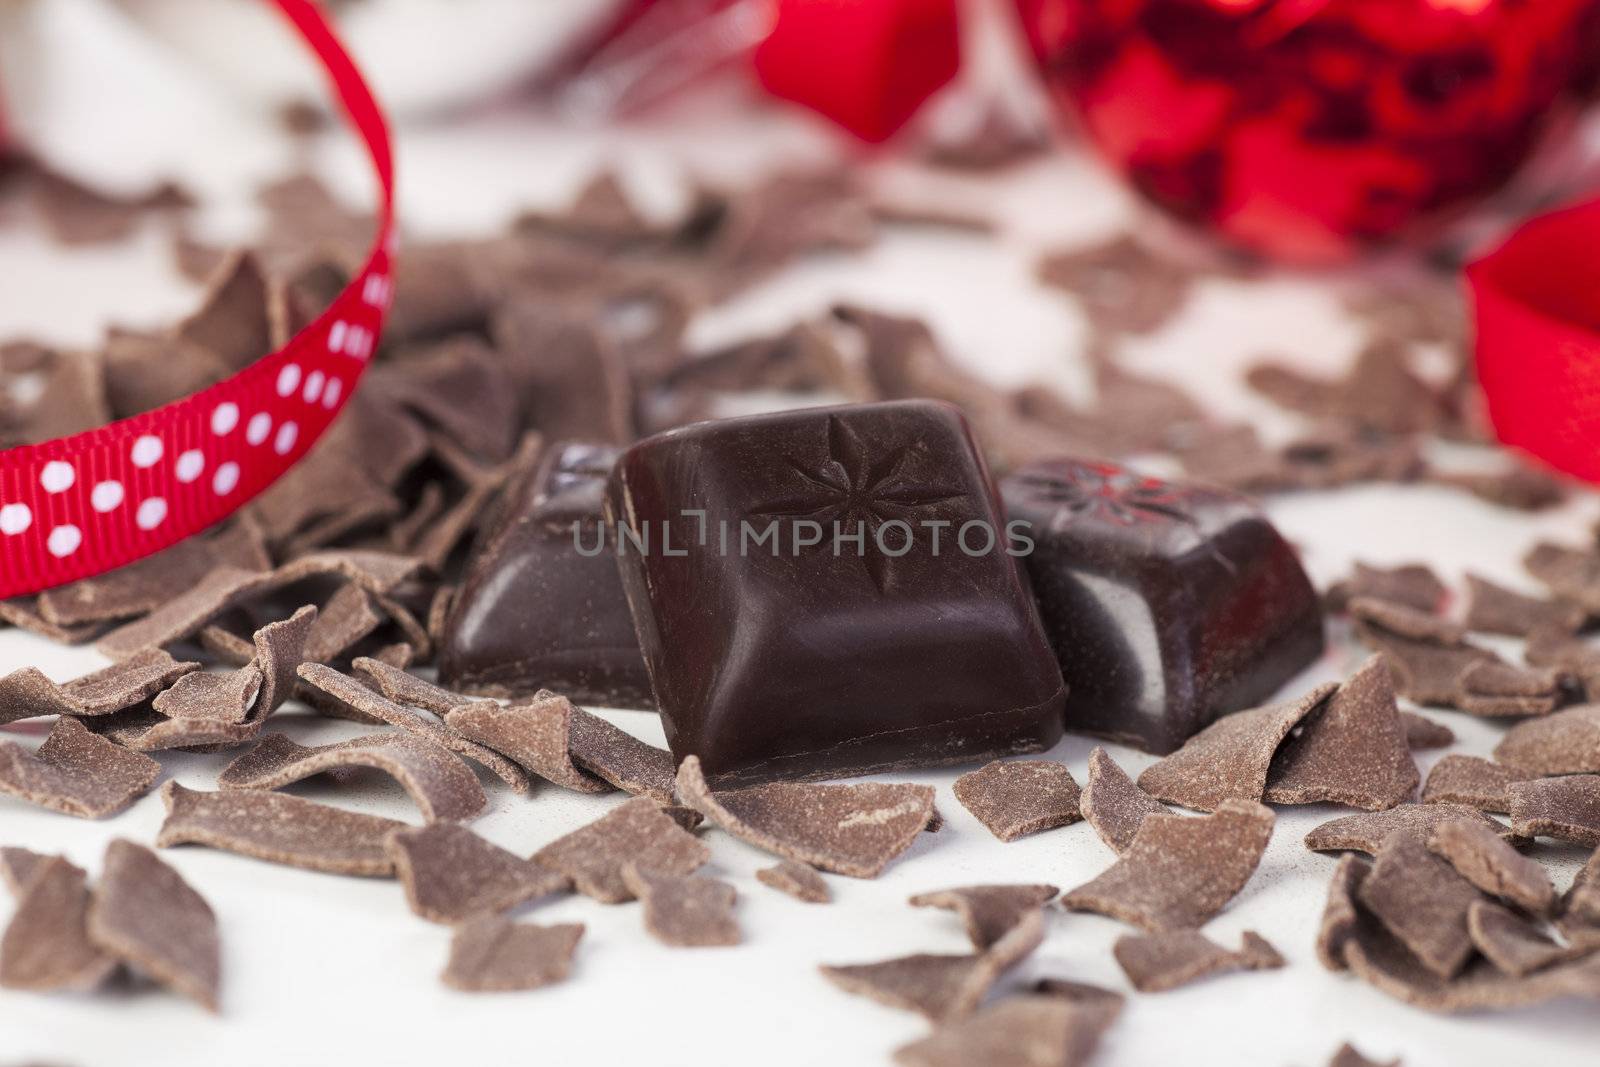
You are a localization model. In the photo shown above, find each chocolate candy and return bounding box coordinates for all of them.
[438,442,654,708]
[608,400,1066,785]
[1001,459,1323,754]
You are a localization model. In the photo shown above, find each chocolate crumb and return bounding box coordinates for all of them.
[441,915,583,993]
[389,823,569,924]
[88,840,220,1011]
[621,864,740,947]
[1112,928,1283,993]
[1494,704,1600,774]
[756,860,830,903]
[1265,657,1418,810]
[0,856,116,993]
[892,992,1118,1067]
[1420,756,1532,813]
[1079,747,1166,853]
[1507,776,1600,847]
[532,796,709,904]
[952,759,1082,841]
[909,884,1059,950]
[1357,831,1483,979]
[0,717,161,818]
[1305,803,1515,855]
[157,782,404,877]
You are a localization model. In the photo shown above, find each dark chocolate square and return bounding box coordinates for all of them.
[1001,458,1323,754]
[438,442,654,707]
[607,400,1066,785]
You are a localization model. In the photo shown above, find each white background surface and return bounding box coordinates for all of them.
[2,3,1599,1065]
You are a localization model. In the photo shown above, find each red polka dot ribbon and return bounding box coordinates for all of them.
[0,0,395,599]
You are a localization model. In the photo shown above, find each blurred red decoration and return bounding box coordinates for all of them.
[1014,0,1600,263]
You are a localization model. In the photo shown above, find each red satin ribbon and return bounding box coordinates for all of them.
[0,0,395,598]
[1468,198,1600,482]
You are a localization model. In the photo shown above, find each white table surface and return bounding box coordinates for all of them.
[3,3,1599,1065]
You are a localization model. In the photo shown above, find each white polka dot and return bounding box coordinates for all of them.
[136,498,167,530]
[91,481,124,512]
[47,525,81,558]
[175,450,205,483]
[131,435,163,468]
[302,370,325,404]
[0,504,30,535]
[328,321,348,354]
[246,413,272,446]
[322,378,342,408]
[211,403,239,435]
[212,462,240,495]
[277,363,302,397]
[39,461,74,493]
[274,422,299,455]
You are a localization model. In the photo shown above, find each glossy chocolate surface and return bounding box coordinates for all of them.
[1002,458,1324,754]
[438,442,654,708]
[607,400,1066,785]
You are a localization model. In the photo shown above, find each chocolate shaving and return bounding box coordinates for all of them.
[1400,712,1454,750]
[1525,541,1600,613]
[1507,776,1600,847]
[756,860,830,904]
[350,656,483,716]
[1247,339,1443,436]
[531,796,709,904]
[1079,746,1166,853]
[153,668,261,728]
[1437,466,1568,512]
[1305,803,1516,855]
[1526,628,1600,700]
[1265,657,1418,810]
[1327,1044,1400,1067]
[0,717,161,818]
[88,707,266,753]
[0,648,197,726]
[1349,597,1497,707]
[908,884,1058,950]
[388,823,569,924]
[676,755,934,879]
[1317,853,1371,971]
[1137,684,1335,811]
[1357,830,1485,979]
[1494,704,1600,774]
[952,759,1082,841]
[1112,929,1283,993]
[621,864,741,947]
[821,909,1044,1022]
[1325,562,1447,615]
[1420,756,1532,813]
[1463,573,1585,637]
[1036,235,1194,337]
[0,845,48,897]
[1468,900,1589,977]
[88,840,220,1011]
[566,711,676,805]
[175,250,273,372]
[217,732,486,823]
[1061,800,1274,932]
[301,583,384,663]
[892,992,1119,1067]
[0,596,101,643]
[445,694,611,794]
[441,915,583,993]
[0,856,116,993]
[1453,660,1564,718]
[156,782,404,877]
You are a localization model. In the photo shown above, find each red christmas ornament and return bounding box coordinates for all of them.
[1014,0,1600,263]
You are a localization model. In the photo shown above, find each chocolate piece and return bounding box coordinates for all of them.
[1453,660,1564,718]
[1137,684,1335,811]
[157,782,404,877]
[1002,459,1323,755]
[1468,901,1587,977]
[89,707,267,753]
[1317,853,1371,971]
[175,250,273,372]
[531,797,709,904]
[441,916,583,993]
[952,760,1082,842]
[1421,756,1532,813]
[1463,574,1585,637]
[621,864,740,947]
[0,856,116,993]
[88,840,220,1011]
[1526,628,1600,699]
[1508,776,1600,847]
[820,909,1044,1021]
[153,666,261,723]
[439,442,653,707]
[444,695,611,794]
[908,884,1058,949]
[1525,541,1600,613]
[609,401,1066,784]
[1357,831,1483,979]
[1305,803,1514,855]
[1349,598,1497,706]
[1494,704,1600,774]
[1400,712,1454,750]
[892,992,1118,1067]
[1079,747,1166,852]
[1036,235,1193,337]
[350,656,483,716]
[676,755,934,879]
[0,648,197,726]
[1265,657,1419,810]
[1440,466,1569,511]
[1061,800,1274,932]
[1328,1044,1400,1067]
[0,717,161,818]
[217,733,486,823]
[1325,562,1447,615]
[1031,977,1127,1013]
[566,712,676,805]
[1112,929,1283,993]
[756,861,830,904]
[389,823,569,924]
[301,583,384,664]
[0,846,48,897]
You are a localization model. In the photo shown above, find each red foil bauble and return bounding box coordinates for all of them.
[1014,0,1600,263]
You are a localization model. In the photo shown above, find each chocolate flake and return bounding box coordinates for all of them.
[445,695,611,794]
[566,710,676,805]
[1325,562,1447,614]
[88,840,220,1011]
[1494,704,1600,774]
[1079,747,1166,853]
[1507,776,1600,847]
[1349,597,1497,707]
[892,992,1119,1067]
[1525,541,1600,614]
[441,915,583,993]
[755,860,830,903]
[0,846,48,897]
[218,732,486,823]
[676,755,935,879]
[350,656,484,716]
[389,823,569,924]
[821,909,1045,1022]
[1061,801,1275,932]
[156,782,405,877]
[953,759,1082,842]
[1400,712,1454,750]
[1265,657,1418,810]
[908,884,1059,949]
[1420,755,1531,813]
[1463,573,1585,637]
[0,856,116,993]
[1468,900,1589,977]
[1454,660,1564,718]
[1305,803,1515,855]
[1137,684,1335,811]
[1327,1044,1400,1067]
[1317,853,1371,970]
[531,797,709,904]
[0,717,161,818]
[621,864,740,947]
[1112,929,1283,993]
[1356,830,1483,979]
[0,648,197,726]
